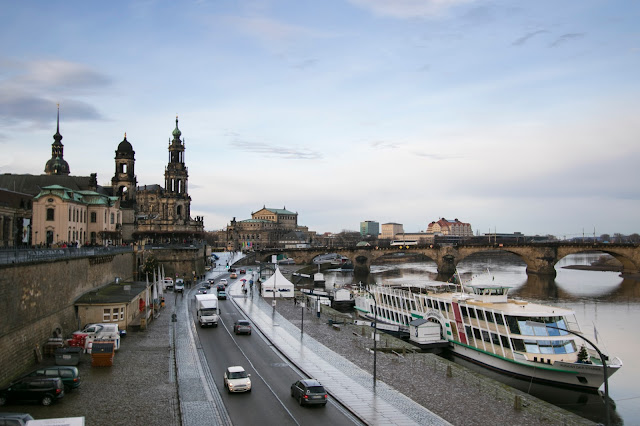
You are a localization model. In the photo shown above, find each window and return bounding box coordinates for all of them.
[47,208,55,221]
[119,307,124,320]
[91,212,97,223]
[103,308,111,321]
[110,213,114,224]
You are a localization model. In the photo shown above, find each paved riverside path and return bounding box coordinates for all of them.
[228,282,450,426]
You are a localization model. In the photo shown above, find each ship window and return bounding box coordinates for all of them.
[565,341,576,353]
[491,333,500,345]
[518,321,535,336]
[465,325,472,337]
[427,299,433,308]
[469,309,476,319]
[495,314,505,326]
[411,300,416,310]
[481,330,490,342]
[461,306,468,318]
[445,303,451,312]
[473,328,481,339]
[524,341,540,353]
[511,339,525,351]
[553,344,567,354]
[477,310,485,321]
[485,312,494,323]
[500,335,509,347]
[539,342,554,354]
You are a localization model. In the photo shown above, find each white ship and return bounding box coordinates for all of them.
[354,281,622,390]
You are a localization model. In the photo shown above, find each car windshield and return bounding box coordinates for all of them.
[229,371,247,379]
[237,321,250,326]
[307,386,325,394]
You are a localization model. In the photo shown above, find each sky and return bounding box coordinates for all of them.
[2,0,639,238]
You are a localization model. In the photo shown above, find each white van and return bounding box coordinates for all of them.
[73,323,121,351]
[163,277,174,290]
[175,278,185,293]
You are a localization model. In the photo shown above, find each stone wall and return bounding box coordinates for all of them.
[0,253,134,386]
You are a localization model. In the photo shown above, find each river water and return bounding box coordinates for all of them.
[318,252,639,425]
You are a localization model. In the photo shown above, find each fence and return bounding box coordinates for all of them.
[0,245,133,265]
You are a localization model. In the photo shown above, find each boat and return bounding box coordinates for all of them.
[353,280,622,390]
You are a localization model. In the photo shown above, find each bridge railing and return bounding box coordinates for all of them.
[0,245,134,265]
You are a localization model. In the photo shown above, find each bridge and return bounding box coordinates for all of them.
[256,243,640,277]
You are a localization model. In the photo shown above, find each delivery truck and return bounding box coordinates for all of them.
[195,293,219,327]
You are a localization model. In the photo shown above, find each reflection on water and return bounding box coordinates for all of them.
[320,252,639,425]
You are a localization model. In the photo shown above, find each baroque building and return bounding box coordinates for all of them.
[226,207,312,250]
[0,110,204,246]
[427,218,473,237]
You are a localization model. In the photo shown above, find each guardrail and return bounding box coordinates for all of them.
[0,246,134,265]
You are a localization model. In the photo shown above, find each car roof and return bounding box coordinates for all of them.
[237,319,250,324]
[227,366,245,373]
[299,379,323,387]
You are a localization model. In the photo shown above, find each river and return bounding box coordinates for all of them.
[318,252,639,425]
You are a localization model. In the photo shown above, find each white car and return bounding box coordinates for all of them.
[219,279,228,286]
[224,366,251,393]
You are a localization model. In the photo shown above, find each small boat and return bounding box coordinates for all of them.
[354,280,622,390]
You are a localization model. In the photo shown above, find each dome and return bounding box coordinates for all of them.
[172,117,182,139]
[117,134,133,152]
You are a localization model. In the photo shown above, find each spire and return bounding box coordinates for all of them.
[53,103,63,145]
[172,114,182,139]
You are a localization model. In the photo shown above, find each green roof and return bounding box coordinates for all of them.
[34,185,118,206]
[266,208,296,215]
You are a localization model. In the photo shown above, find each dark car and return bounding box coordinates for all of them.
[233,320,251,335]
[290,379,327,406]
[197,287,208,294]
[23,365,80,391]
[0,377,65,406]
[229,268,236,273]
[0,413,34,425]
[240,269,246,274]
[216,284,225,292]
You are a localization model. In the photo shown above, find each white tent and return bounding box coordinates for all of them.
[260,267,294,298]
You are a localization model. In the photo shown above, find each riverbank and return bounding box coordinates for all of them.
[272,296,593,426]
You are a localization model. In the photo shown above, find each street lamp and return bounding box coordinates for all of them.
[364,285,378,388]
[526,321,611,426]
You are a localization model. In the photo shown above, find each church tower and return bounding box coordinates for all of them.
[164,116,191,221]
[44,105,70,176]
[111,133,137,207]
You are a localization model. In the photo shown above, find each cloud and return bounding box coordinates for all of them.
[348,0,473,19]
[0,59,110,126]
[232,138,322,160]
[549,33,585,48]
[370,140,401,150]
[512,30,548,46]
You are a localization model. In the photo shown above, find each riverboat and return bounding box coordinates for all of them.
[354,281,622,390]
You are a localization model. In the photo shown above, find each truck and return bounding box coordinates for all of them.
[195,294,219,327]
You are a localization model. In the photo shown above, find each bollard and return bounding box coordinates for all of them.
[514,395,522,411]
[446,365,452,378]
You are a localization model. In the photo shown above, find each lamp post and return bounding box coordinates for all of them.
[364,286,378,388]
[525,321,610,426]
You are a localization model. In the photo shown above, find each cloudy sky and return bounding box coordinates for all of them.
[2,0,639,238]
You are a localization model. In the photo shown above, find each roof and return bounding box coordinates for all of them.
[227,366,245,372]
[265,208,296,215]
[75,281,148,304]
[34,185,119,206]
[409,318,429,326]
[261,267,294,289]
[0,174,98,196]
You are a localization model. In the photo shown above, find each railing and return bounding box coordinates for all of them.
[0,245,134,265]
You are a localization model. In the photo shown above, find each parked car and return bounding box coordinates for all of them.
[233,320,251,335]
[240,269,246,274]
[197,287,208,294]
[229,273,238,279]
[0,413,34,425]
[224,366,251,393]
[23,366,80,391]
[0,377,65,406]
[290,379,328,406]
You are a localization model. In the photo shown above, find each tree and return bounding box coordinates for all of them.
[628,233,640,244]
[142,255,158,278]
[577,344,590,363]
[600,234,611,243]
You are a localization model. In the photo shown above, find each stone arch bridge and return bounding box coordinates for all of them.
[256,243,640,277]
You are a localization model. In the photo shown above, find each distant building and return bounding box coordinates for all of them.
[380,223,403,240]
[226,207,312,250]
[360,220,379,237]
[427,218,473,237]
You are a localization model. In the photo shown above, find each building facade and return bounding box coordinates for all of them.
[226,207,312,250]
[0,189,33,247]
[380,223,404,240]
[360,220,380,237]
[427,218,473,237]
[32,185,121,246]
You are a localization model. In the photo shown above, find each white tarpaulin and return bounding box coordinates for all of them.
[260,267,294,298]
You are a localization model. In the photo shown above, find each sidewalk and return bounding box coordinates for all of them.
[227,282,450,426]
